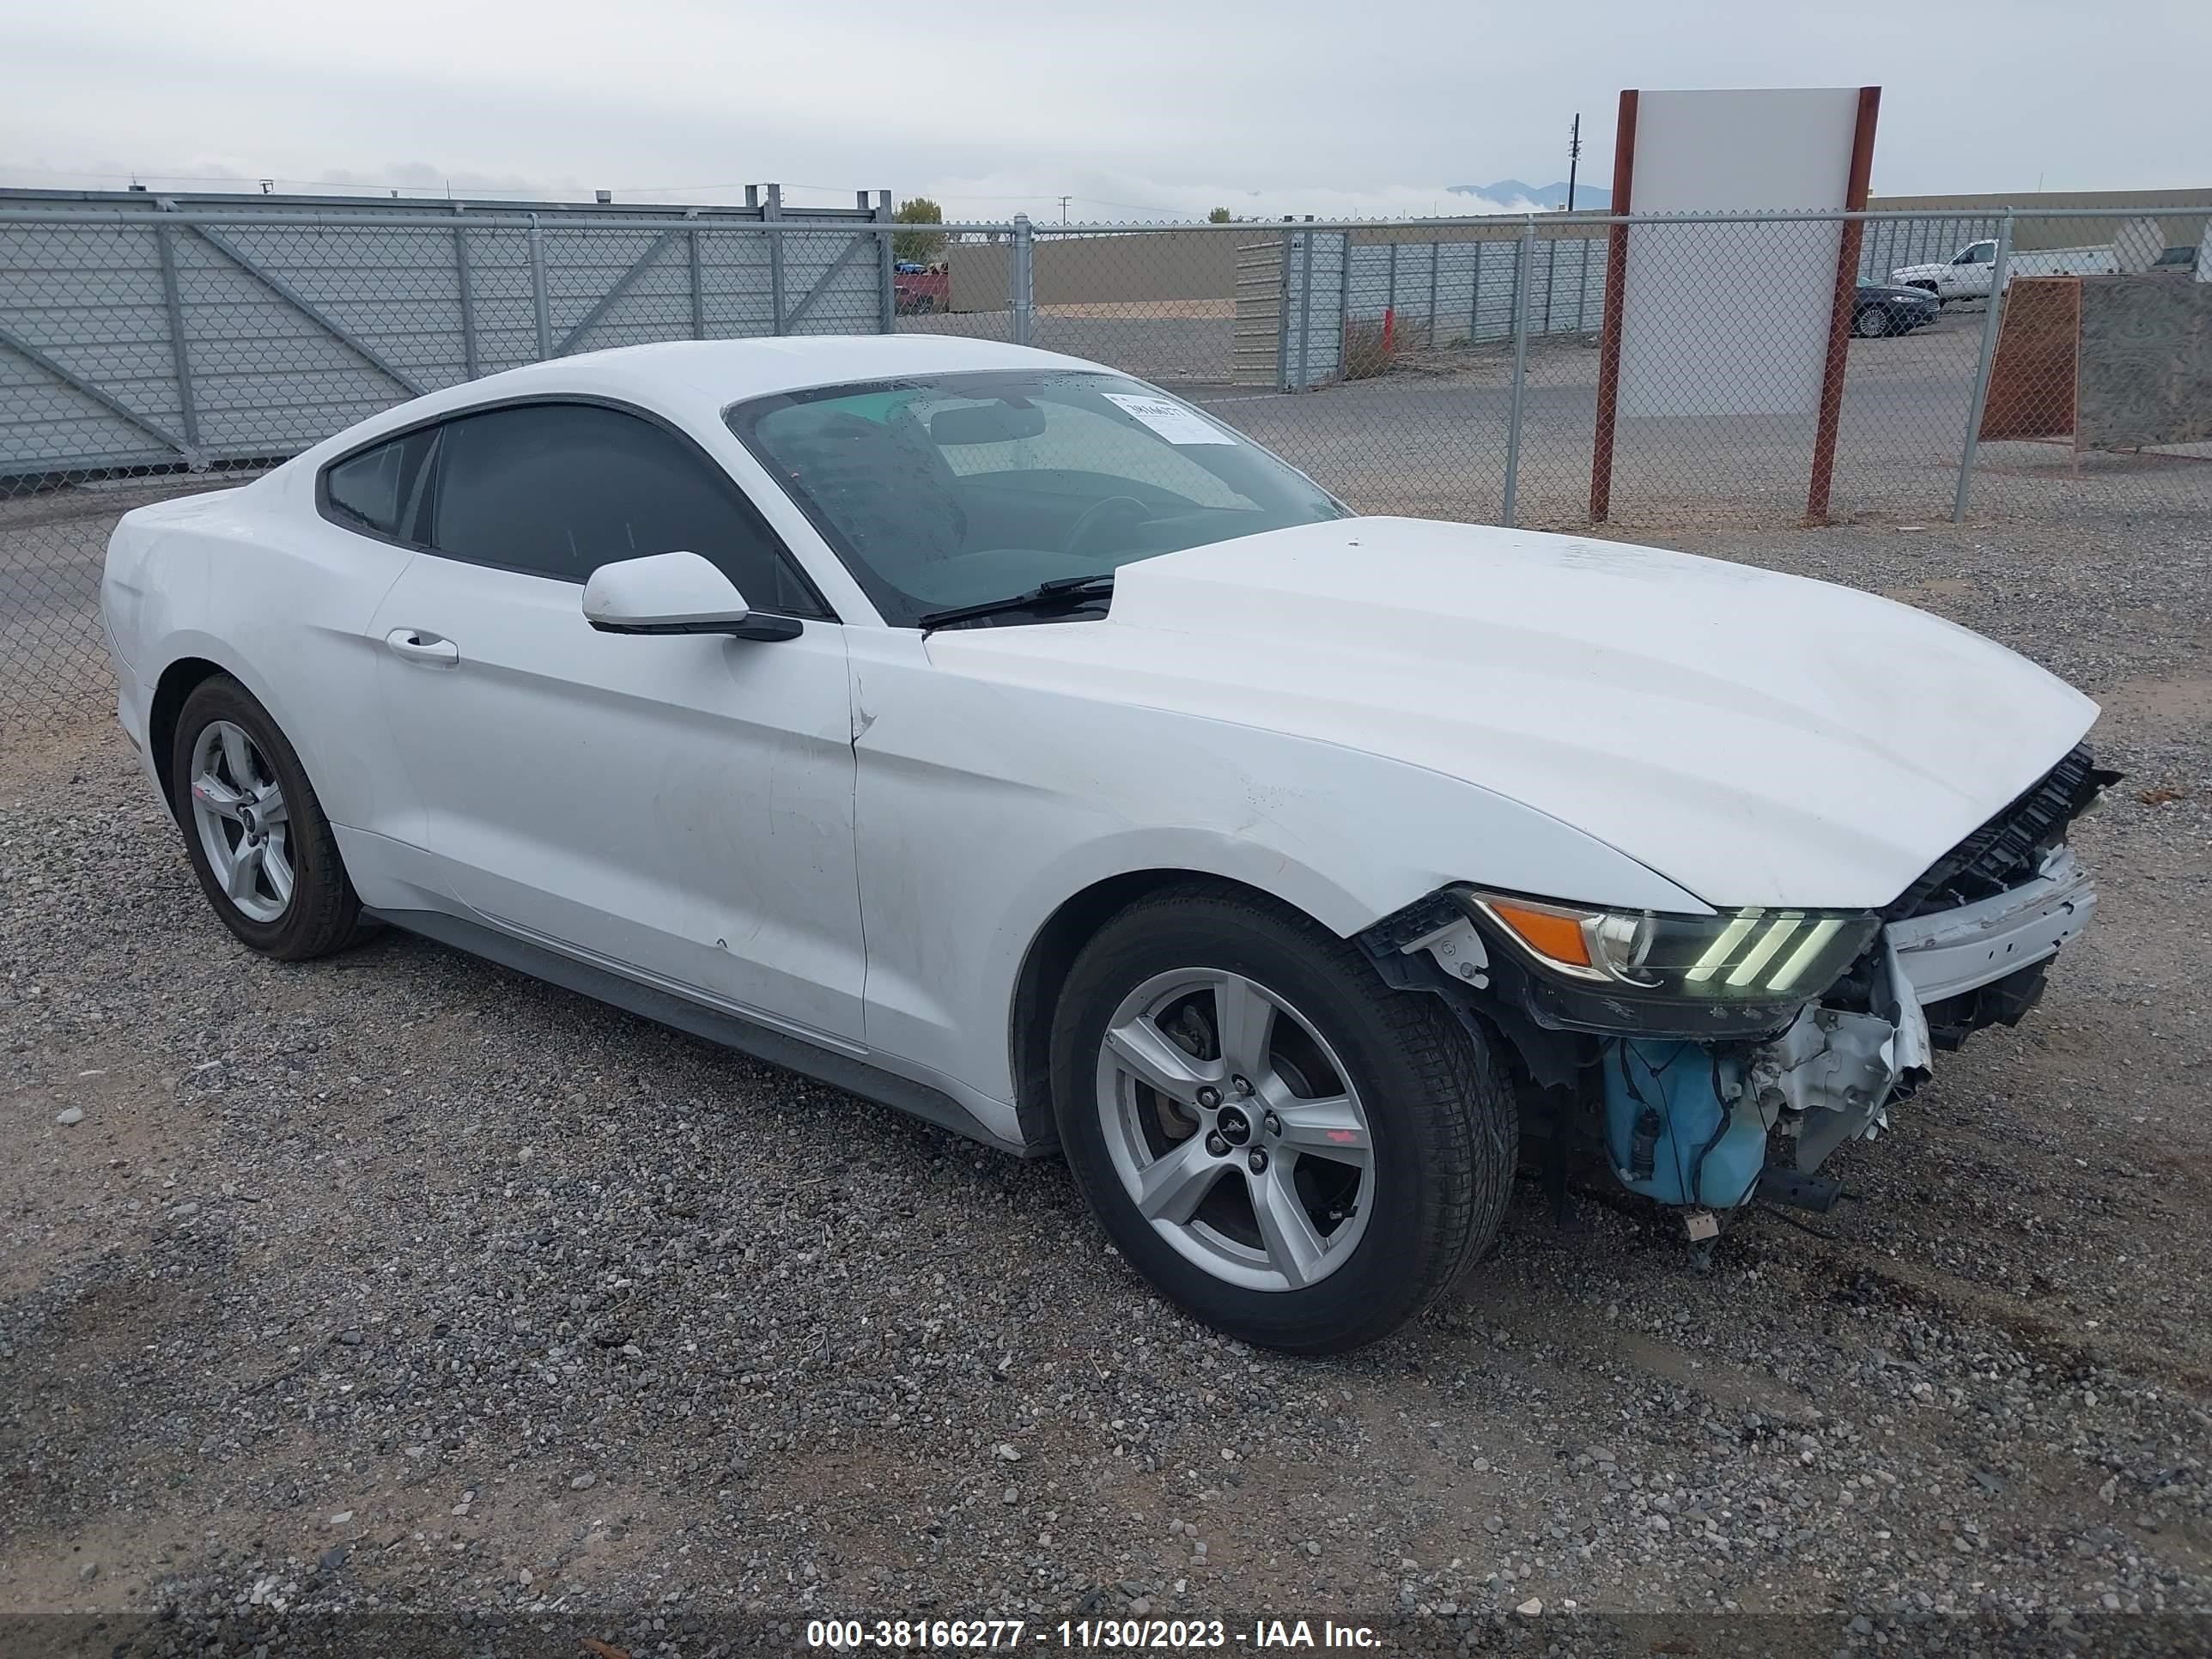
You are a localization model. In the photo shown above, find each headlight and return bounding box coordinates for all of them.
[1468,891,1880,1005]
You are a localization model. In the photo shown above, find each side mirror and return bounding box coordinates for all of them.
[581,551,799,641]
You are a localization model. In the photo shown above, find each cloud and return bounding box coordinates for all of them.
[3,0,2208,213]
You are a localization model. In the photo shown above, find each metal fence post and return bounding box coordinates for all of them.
[1953,208,2016,523]
[453,222,480,377]
[151,209,201,459]
[874,190,895,335]
[1296,230,1315,391]
[1425,240,1439,344]
[1386,240,1398,325]
[1010,216,1035,346]
[1502,218,1536,526]
[1337,234,1350,370]
[527,215,551,360]
[1469,239,1484,340]
[765,184,787,335]
[686,215,705,340]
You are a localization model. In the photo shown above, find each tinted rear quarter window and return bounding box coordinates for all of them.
[324,437,410,536]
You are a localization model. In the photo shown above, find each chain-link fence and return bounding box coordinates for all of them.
[7,198,2208,724]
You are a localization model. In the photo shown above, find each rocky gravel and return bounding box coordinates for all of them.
[3,510,2210,1657]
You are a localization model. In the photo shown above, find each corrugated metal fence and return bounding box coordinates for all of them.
[1322,216,2022,368]
[0,189,896,477]
[1346,235,1607,346]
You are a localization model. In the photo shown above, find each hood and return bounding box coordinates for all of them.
[1890,264,1944,283]
[926,518,2098,910]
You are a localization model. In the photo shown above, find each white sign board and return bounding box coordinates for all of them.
[1619,88,1863,419]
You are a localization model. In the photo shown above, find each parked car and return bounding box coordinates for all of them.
[893,267,948,314]
[101,337,2110,1353]
[1853,283,1940,337]
[1891,237,2118,302]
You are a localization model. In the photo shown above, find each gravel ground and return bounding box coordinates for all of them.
[3,511,2210,1659]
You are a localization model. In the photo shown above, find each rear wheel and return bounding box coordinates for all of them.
[1050,881,1516,1352]
[170,675,369,960]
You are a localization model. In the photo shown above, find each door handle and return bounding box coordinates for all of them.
[385,628,459,665]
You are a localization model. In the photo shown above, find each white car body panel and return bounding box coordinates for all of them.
[366,556,870,1044]
[927,518,2096,912]
[846,627,1705,1112]
[98,335,2100,1157]
[100,477,420,842]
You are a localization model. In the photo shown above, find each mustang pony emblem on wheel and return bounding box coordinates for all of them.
[102,334,2106,1352]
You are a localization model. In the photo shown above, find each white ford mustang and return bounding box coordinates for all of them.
[101,335,2108,1352]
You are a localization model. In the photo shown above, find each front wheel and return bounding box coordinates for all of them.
[1853,304,1893,338]
[1050,881,1516,1352]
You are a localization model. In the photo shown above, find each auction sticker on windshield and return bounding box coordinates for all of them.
[1103,392,1237,444]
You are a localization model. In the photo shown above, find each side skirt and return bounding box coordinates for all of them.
[364,907,1030,1157]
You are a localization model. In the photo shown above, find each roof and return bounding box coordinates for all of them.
[562,333,1103,404]
[294,334,1108,465]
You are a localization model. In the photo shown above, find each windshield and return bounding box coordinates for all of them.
[726,369,1346,627]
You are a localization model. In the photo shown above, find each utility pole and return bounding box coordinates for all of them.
[1056,195,1071,224]
[1565,112,1582,212]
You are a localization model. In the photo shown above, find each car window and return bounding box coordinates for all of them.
[423,402,827,616]
[1958,241,1995,264]
[729,369,1346,627]
[323,432,432,538]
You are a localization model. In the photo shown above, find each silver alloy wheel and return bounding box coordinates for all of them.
[187,720,295,924]
[1095,968,1376,1292]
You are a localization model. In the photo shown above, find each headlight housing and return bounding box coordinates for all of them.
[1460,891,1881,1037]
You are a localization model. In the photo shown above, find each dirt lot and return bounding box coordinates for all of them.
[3,504,2209,1658]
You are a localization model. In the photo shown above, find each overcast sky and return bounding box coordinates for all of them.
[6,0,2206,218]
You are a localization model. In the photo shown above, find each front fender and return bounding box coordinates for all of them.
[849,643,1705,1108]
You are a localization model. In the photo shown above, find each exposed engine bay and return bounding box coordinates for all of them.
[1367,745,2115,1234]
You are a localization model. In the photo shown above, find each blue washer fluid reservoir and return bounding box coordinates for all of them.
[1601,1040,1765,1210]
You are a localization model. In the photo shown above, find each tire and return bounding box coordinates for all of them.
[1049,879,1516,1352]
[169,674,369,961]
[1853,305,1892,338]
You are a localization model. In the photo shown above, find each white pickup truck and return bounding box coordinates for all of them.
[1892,239,2119,302]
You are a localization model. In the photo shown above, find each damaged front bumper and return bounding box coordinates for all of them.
[1601,848,2095,1212]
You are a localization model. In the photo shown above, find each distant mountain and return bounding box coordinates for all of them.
[1450,179,1610,210]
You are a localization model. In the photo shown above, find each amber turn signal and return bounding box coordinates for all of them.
[1483,898,1595,968]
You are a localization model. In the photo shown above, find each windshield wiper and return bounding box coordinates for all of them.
[917,574,1115,632]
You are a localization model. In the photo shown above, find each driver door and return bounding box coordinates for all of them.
[366,399,868,1044]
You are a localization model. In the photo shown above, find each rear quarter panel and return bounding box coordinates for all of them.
[118,464,421,842]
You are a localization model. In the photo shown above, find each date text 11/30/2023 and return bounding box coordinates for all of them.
[803,1617,1383,1649]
